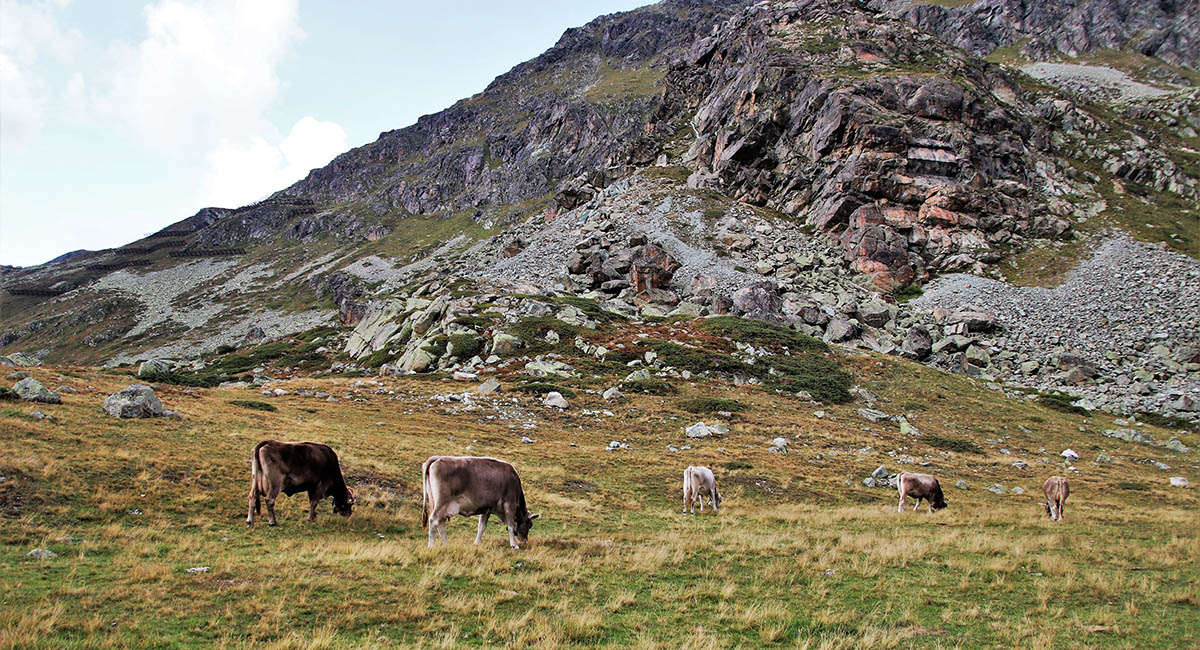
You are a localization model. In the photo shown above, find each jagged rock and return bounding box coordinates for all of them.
[476,378,501,395]
[947,311,996,332]
[25,549,56,559]
[858,300,894,328]
[398,347,436,373]
[104,384,166,418]
[1165,438,1191,453]
[12,377,60,404]
[137,359,173,378]
[955,480,967,490]
[902,326,932,360]
[490,332,523,357]
[525,359,575,378]
[543,392,569,409]
[629,243,680,300]
[871,465,890,480]
[768,437,788,453]
[0,353,41,366]
[732,282,783,321]
[857,408,892,423]
[685,422,715,438]
[825,318,856,343]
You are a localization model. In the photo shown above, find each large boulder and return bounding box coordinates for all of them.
[732,282,783,321]
[0,352,41,367]
[13,377,61,404]
[137,359,174,378]
[103,384,166,418]
[825,317,857,342]
[902,325,933,360]
[397,347,436,372]
[857,300,894,328]
[490,332,523,357]
[629,243,680,300]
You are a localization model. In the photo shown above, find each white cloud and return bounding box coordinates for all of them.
[203,116,346,207]
[107,0,303,148]
[0,0,83,143]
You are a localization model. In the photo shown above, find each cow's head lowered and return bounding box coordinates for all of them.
[931,487,948,511]
[333,487,355,518]
[513,512,540,544]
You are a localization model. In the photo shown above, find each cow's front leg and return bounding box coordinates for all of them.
[474,512,489,545]
[427,518,439,548]
[897,495,906,513]
[913,499,921,513]
[507,525,520,550]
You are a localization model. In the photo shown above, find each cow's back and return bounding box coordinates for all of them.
[428,456,523,506]
[258,441,341,493]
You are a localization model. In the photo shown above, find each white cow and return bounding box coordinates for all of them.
[682,466,722,515]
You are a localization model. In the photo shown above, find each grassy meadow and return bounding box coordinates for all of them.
[1,356,1198,649]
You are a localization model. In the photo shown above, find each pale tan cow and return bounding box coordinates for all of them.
[422,456,539,550]
[1043,476,1069,521]
[682,466,721,515]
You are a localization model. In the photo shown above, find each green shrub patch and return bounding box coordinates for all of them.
[229,400,277,412]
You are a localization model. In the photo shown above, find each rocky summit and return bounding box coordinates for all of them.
[1,0,1198,421]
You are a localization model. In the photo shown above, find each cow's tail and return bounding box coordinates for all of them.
[421,458,433,529]
[250,440,269,491]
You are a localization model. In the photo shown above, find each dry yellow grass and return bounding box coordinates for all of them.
[0,361,1196,648]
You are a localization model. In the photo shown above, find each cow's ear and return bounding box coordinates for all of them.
[529,513,540,520]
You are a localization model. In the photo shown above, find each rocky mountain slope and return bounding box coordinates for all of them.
[2,0,1198,421]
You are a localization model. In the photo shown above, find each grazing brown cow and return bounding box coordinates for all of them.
[246,440,354,527]
[422,456,539,549]
[682,466,721,515]
[897,472,947,513]
[1043,476,1069,521]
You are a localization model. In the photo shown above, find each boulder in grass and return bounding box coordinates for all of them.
[13,377,61,404]
[137,359,174,378]
[104,384,167,418]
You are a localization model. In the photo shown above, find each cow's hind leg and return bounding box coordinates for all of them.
[246,483,259,527]
[264,476,283,526]
[474,512,490,545]
[438,517,449,546]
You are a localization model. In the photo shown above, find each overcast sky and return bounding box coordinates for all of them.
[0,0,652,267]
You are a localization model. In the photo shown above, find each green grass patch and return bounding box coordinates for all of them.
[229,400,276,412]
[724,460,753,471]
[450,315,494,331]
[1118,481,1149,491]
[446,334,484,360]
[677,397,748,414]
[925,435,984,454]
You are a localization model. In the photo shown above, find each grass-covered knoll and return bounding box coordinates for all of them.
[229,399,277,412]
[515,382,576,398]
[696,316,827,353]
[1,362,1197,648]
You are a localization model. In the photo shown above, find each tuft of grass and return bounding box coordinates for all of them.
[677,397,748,414]
[1038,391,1091,416]
[620,379,675,395]
[229,400,277,412]
[696,316,826,352]
[1137,411,1196,431]
[446,334,484,360]
[894,284,923,303]
[1118,481,1149,491]
[926,435,984,454]
[515,382,575,398]
[725,460,753,470]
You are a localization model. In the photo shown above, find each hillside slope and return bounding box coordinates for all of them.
[1,0,1197,419]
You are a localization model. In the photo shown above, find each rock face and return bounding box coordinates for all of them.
[12,377,61,404]
[104,384,167,418]
[656,0,1081,290]
[879,0,1199,71]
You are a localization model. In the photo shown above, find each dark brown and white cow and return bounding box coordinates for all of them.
[682,466,721,515]
[246,440,354,527]
[422,456,539,549]
[896,472,947,513]
[1043,476,1069,521]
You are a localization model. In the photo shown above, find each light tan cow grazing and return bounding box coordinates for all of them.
[682,466,721,515]
[897,472,947,513]
[1043,476,1069,521]
[422,456,539,550]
